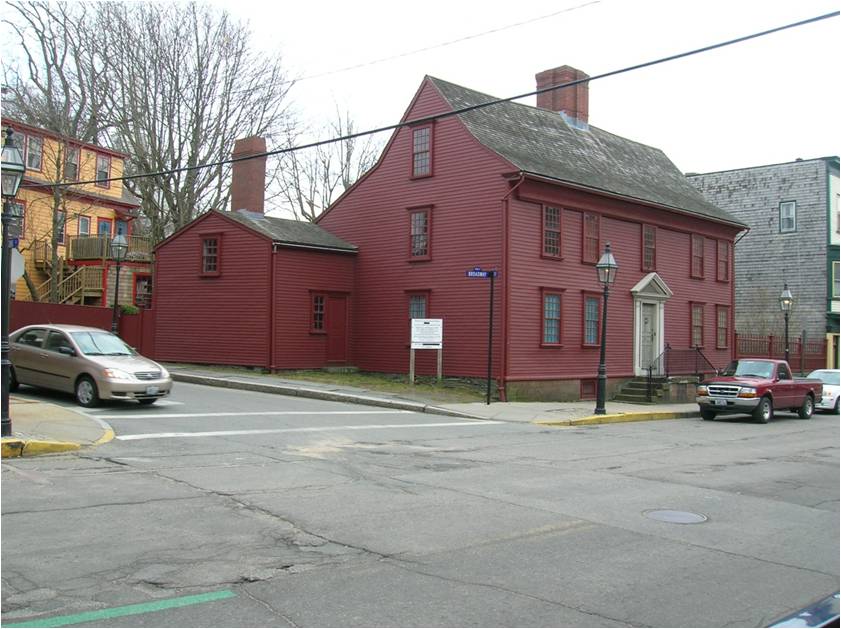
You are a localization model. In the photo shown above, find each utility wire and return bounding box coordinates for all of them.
[20,10,839,192]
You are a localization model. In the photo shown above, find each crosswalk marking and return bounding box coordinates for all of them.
[96,410,412,420]
[116,420,504,440]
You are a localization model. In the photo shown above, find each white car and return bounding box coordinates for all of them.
[808,369,840,413]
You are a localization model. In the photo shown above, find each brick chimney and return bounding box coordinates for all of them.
[535,65,589,124]
[230,136,267,214]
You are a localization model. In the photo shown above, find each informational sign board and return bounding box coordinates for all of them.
[411,318,443,349]
[466,266,498,279]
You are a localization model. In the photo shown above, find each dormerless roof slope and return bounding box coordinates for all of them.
[224,210,357,252]
[428,76,746,228]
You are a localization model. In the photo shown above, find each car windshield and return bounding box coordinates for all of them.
[808,370,840,386]
[719,360,774,379]
[70,331,134,356]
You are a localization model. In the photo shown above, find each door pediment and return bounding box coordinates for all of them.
[630,272,673,302]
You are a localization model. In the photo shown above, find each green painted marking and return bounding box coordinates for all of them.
[4,589,236,628]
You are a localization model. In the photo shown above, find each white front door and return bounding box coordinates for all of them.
[640,303,658,371]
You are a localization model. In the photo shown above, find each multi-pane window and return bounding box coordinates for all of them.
[691,303,704,348]
[716,306,729,349]
[311,294,326,331]
[134,275,153,309]
[409,294,427,319]
[779,201,796,233]
[10,201,25,235]
[412,126,431,177]
[691,234,704,278]
[542,292,562,345]
[56,210,66,244]
[95,154,111,187]
[642,224,656,271]
[26,135,42,170]
[78,215,91,236]
[833,261,840,298]
[201,237,219,274]
[542,206,561,258]
[583,295,600,346]
[410,209,429,258]
[716,240,730,282]
[582,213,600,263]
[64,146,80,181]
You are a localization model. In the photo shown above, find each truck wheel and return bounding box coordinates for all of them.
[797,395,814,419]
[752,396,772,424]
[700,409,717,421]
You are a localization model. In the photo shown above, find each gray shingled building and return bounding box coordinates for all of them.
[688,157,840,368]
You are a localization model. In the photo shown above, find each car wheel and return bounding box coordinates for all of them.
[797,395,814,420]
[75,376,100,408]
[752,396,773,424]
[9,367,19,392]
[138,398,157,406]
[700,409,717,421]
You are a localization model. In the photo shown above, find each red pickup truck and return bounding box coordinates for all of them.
[696,358,823,423]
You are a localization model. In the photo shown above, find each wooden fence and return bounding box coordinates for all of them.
[735,333,827,374]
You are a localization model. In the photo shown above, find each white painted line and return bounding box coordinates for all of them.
[97,410,413,420]
[116,420,504,441]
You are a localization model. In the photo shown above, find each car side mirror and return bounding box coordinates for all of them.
[58,346,76,357]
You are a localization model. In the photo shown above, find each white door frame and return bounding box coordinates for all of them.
[631,273,673,377]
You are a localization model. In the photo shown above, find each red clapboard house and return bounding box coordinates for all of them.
[153,65,746,401]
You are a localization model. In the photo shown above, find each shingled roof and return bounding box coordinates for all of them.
[224,210,357,252]
[428,76,746,228]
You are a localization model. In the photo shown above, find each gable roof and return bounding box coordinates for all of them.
[224,210,357,253]
[427,76,746,228]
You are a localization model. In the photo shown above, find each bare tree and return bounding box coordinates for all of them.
[269,107,383,221]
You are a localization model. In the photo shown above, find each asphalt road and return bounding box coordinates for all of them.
[2,382,838,627]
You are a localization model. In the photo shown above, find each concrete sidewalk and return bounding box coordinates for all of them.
[1,365,700,458]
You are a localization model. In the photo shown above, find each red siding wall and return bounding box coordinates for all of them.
[153,212,273,366]
[270,248,355,369]
[318,80,514,377]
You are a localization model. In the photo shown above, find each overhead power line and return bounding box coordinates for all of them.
[19,10,839,192]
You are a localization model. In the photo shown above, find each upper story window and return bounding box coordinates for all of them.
[95,154,111,188]
[411,126,432,178]
[582,212,600,264]
[690,234,704,278]
[26,135,43,171]
[833,261,839,299]
[409,207,430,260]
[716,240,730,282]
[642,224,656,271]
[779,201,796,233]
[64,146,80,181]
[78,215,91,236]
[542,206,561,258]
[10,200,25,236]
[541,290,563,347]
[200,234,221,276]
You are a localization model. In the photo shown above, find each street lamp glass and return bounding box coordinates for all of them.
[1,128,25,199]
[596,243,619,285]
[111,234,129,261]
[779,284,794,312]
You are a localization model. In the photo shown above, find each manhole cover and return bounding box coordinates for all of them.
[643,509,708,524]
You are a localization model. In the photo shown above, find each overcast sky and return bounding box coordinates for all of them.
[214,0,839,175]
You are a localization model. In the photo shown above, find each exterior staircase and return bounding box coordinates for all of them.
[33,239,104,305]
[613,377,669,404]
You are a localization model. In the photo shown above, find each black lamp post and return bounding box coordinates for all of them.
[594,242,618,415]
[779,282,794,364]
[110,234,128,335]
[2,127,26,438]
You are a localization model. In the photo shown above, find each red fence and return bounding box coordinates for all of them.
[10,301,156,358]
[735,333,827,374]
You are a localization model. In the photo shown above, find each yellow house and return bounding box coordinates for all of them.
[2,120,152,307]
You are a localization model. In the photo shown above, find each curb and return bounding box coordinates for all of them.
[2,438,81,458]
[533,410,699,427]
[171,373,487,420]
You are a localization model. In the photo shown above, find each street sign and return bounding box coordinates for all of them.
[466,266,498,278]
[10,249,24,282]
[10,238,19,248]
[411,318,443,349]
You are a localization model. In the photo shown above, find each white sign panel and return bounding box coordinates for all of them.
[411,318,443,349]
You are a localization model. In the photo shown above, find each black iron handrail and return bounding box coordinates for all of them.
[645,344,718,402]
